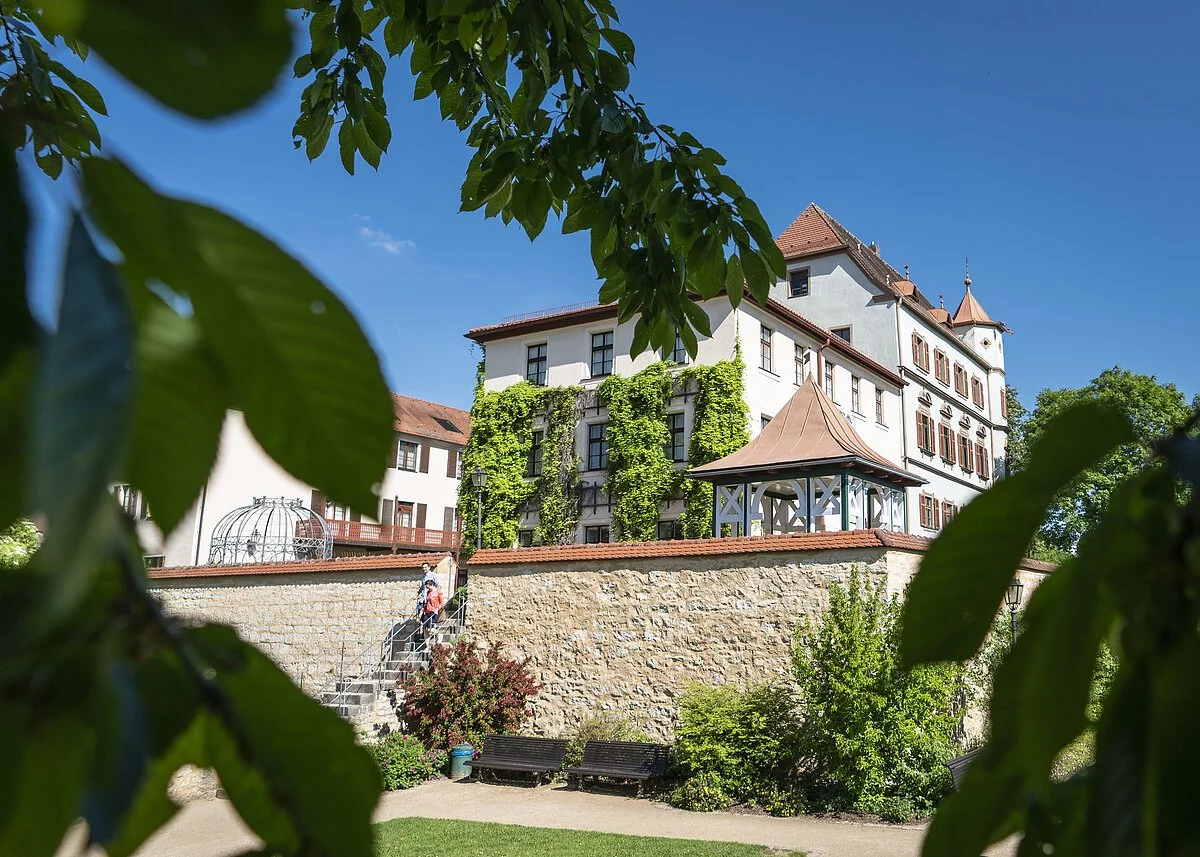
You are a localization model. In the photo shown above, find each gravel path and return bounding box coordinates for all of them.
[58,779,1017,857]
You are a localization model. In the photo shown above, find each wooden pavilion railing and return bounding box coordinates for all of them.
[300,519,461,551]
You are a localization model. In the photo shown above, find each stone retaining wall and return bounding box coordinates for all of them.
[467,544,1045,740]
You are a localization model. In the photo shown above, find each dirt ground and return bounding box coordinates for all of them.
[55,778,1018,857]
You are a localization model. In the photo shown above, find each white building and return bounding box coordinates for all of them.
[119,394,470,567]
[466,204,1008,540]
[770,204,1008,532]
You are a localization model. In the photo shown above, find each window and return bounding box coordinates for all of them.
[942,501,958,525]
[657,519,684,540]
[825,363,835,399]
[454,449,463,479]
[665,413,686,461]
[794,343,807,385]
[584,525,610,544]
[959,434,975,473]
[664,331,689,364]
[587,422,609,470]
[397,440,419,471]
[831,326,852,344]
[433,417,463,435]
[789,268,810,298]
[851,376,861,414]
[971,376,985,409]
[517,529,535,547]
[527,430,544,477]
[911,332,930,372]
[916,412,935,454]
[396,503,414,528]
[759,325,773,372]
[761,414,772,430]
[1001,393,1008,420]
[976,443,991,480]
[143,555,165,569]
[919,493,940,530]
[939,423,957,465]
[590,331,614,377]
[324,500,350,521]
[954,363,968,397]
[526,344,547,386]
[113,484,150,520]
[934,349,950,386]
[875,389,886,425]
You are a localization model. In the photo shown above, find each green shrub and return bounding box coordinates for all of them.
[399,637,542,750]
[668,772,732,812]
[563,711,651,769]
[367,733,447,791]
[752,782,806,818]
[672,682,800,801]
[792,567,965,816]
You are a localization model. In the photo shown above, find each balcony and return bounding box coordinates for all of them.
[320,520,461,552]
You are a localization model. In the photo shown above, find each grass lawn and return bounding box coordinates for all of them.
[376,818,802,856]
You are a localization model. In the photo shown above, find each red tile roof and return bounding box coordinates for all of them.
[147,552,452,580]
[469,530,1054,572]
[392,394,471,445]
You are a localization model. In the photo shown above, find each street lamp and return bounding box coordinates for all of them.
[470,467,489,549]
[1005,577,1025,642]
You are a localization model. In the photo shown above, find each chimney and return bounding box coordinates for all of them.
[869,241,880,256]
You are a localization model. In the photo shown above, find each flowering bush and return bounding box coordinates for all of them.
[366,733,446,791]
[399,637,541,750]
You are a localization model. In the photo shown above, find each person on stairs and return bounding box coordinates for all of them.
[419,578,446,644]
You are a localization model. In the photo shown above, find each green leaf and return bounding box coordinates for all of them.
[353,120,383,169]
[1086,665,1149,857]
[0,150,33,371]
[362,104,392,152]
[28,217,132,597]
[76,0,292,119]
[44,58,108,115]
[35,149,64,179]
[680,298,712,338]
[339,118,357,174]
[188,625,381,857]
[0,710,95,857]
[900,402,1134,665]
[520,179,552,241]
[0,350,31,529]
[1150,636,1200,852]
[600,27,635,63]
[597,49,629,90]
[126,294,230,535]
[81,160,393,515]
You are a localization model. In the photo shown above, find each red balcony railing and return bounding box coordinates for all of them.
[321,519,461,551]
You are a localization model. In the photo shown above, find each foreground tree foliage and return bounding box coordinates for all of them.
[0,1,778,855]
[902,401,1200,856]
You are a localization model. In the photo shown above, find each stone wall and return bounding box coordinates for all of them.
[467,543,1045,740]
[148,555,455,697]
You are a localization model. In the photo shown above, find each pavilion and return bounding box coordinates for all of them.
[690,376,924,535]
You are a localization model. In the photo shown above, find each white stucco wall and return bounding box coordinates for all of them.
[768,253,900,370]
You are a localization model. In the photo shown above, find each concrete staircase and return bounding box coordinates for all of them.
[320,610,466,727]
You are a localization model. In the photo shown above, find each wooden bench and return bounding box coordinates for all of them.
[467,735,568,784]
[565,740,669,795]
[945,747,984,790]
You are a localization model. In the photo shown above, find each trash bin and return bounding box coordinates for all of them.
[449,744,474,780]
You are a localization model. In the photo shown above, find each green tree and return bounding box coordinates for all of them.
[0,1,785,855]
[1010,367,1197,553]
[793,568,964,819]
[0,519,38,569]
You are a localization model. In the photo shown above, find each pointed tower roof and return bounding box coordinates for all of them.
[775,203,845,257]
[691,377,922,486]
[951,287,1000,327]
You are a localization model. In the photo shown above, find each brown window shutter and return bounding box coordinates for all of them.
[350,509,361,523]
[446,446,459,478]
[415,503,427,529]
[310,490,326,516]
[933,500,941,529]
[911,333,919,363]
[419,444,430,473]
[442,506,454,532]
[381,498,394,526]
[386,435,398,469]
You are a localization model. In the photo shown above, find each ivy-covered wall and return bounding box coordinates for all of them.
[461,353,749,550]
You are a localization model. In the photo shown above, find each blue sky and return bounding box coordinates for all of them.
[25,0,1200,412]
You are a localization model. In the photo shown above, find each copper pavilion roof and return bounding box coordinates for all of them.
[690,376,923,487]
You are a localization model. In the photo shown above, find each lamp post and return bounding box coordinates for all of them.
[1005,577,1025,643]
[470,467,489,550]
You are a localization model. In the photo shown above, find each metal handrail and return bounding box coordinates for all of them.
[319,595,469,712]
